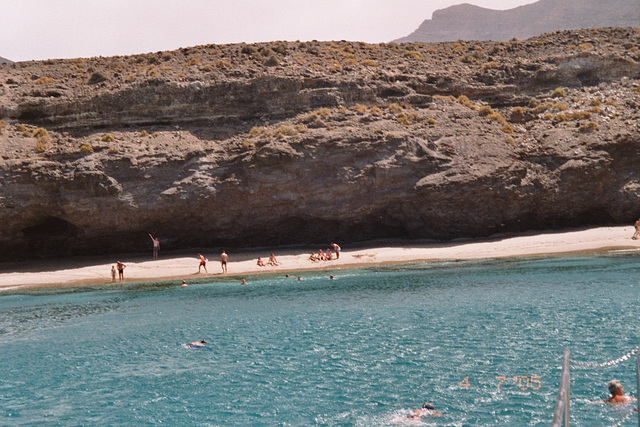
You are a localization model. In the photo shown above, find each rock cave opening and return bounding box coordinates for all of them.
[22,217,82,240]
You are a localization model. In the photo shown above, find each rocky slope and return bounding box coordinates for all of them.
[396,0,640,43]
[1,27,640,259]
[0,57,12,65]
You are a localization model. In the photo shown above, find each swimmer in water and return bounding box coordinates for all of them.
[605,380,635,405]
[185,339,207,348]
[409,403,442,419]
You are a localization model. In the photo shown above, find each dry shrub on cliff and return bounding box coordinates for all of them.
[15,123,32,137]
[403,50,421,60]
[396,113,410,125]
[433,95,455,103]
[248,126,264,138]
[478,105,493,117]
[370,106,383,115]
[457,95,476,110]
[101,133,115,142]
[352,104,368,114]
[80,143,94,154]
[361,59,377,67]
[481,61,499,70]
[551,87,567,98]
[327,61,342,72]
[35,76,54,85]
[35,140,47,153]
[33,127,50,143]
[388,103,403,114]
[185,57,200,66]
[0,120,7,134]
[591,99,602,106]
[427,118,437,125]
[579,121,600,132]
[139,130,150,137]
[502,123,515,134]
[215,60,230,69]
[274,125,296,139]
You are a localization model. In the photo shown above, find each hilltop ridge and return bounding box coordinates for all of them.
[0,27,639,259]
[396,0,640,42]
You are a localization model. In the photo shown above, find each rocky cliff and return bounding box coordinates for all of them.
[1,27,640,260]
[396,0,640,43]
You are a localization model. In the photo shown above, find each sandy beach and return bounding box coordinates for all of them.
[1,225,638,291]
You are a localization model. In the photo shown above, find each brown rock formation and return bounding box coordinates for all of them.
[1,28,640,259]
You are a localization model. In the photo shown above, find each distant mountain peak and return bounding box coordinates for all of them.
[395,0,640,43]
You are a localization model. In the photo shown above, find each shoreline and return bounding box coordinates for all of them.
[1,225,638,291]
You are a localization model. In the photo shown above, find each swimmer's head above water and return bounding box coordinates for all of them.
[422,403,435,410]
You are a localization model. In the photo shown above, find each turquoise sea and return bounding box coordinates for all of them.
[1,254,640,426]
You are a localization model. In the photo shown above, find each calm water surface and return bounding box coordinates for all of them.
[1,254,640,426]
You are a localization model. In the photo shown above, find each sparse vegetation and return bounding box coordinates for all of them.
[551,88,567,98]
[33,128,50,145]
[101,133,115,142]
[388,103,403,114]
[80,143,94,153]
[35,76,54,85]
[352,104,368,114]
[274,125,296,138]
[403,51,421,60]
[502,123,515,134]
[579,121,600,132]
[457,95,475,109]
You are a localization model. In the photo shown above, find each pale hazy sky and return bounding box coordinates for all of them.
[1,0,538,62]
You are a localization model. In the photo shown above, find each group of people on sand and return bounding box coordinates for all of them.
[198,251,228,274]
[256,253,280,267]
[110,261,126,281]
[309,243,340,262]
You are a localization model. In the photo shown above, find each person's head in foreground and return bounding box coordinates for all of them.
[606,380,633,404]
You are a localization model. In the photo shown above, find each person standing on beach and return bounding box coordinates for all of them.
[111,265,117,281]
[331,243,341,259]
[149,234,160,259]
[198,254,208,274]
[633,219,640,240]
[221,251,228,273]
[116,261,126,280]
